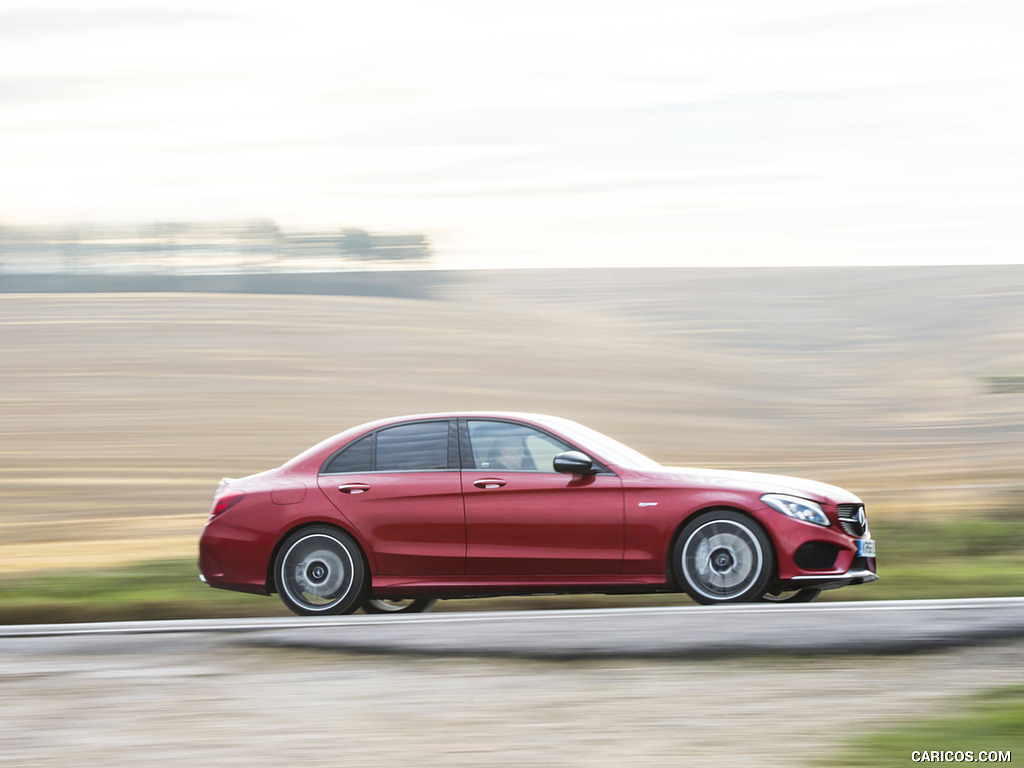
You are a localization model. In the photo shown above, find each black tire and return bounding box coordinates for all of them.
[673,510,774,605]
[758,588,821,603]
[362,598,437,614]
[275,526,367,616]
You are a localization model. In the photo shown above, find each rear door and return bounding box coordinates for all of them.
[318,419,465,577]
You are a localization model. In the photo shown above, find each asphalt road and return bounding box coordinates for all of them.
[3,597,1024,659]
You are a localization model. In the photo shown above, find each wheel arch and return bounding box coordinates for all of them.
[664,504,778,590]
[265,520,371,595]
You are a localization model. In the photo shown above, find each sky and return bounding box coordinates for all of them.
[1,0,1022,269]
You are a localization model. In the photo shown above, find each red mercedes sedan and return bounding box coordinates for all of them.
[198,413,877,615]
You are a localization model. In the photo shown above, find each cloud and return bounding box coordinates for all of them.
[0,0,1021,267]
[0,7,244,39]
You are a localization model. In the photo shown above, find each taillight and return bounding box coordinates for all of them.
[209,491,247,520]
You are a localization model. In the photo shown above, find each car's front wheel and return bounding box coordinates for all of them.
[674,510,774,604]
[275,526,367,616]
[362,598,437,614]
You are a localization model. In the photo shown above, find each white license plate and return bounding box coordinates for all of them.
[858,539,876,557]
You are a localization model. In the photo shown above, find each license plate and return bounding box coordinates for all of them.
[858,539,876,557]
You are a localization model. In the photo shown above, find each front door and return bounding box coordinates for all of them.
[461,419,624,576]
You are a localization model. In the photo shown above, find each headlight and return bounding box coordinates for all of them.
[761,494,830,526]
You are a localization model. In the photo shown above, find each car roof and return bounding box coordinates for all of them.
[360,411,557,427]
[282,412,570,471]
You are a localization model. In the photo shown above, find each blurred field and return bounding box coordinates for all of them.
[2,266,1023,579]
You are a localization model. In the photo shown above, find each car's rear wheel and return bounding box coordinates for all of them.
[674,510,774,604]
[275,526,366,616]
[362,598,437,614]
[758,588,821,603]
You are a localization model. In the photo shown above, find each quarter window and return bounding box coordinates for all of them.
[323,434,374,473]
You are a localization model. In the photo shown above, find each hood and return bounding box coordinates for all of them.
[650,466,862,505]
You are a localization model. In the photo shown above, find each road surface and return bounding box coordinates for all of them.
[3,597,1024,658]
[2,599,1022,768]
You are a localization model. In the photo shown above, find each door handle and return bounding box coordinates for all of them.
[473,478,507,489]
[338,483,370,494]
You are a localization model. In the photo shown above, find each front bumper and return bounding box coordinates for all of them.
[783,558,879,591]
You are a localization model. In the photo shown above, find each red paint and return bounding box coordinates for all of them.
[199,412,877,607]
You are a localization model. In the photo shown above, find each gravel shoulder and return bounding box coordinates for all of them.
[1,631,1022,767]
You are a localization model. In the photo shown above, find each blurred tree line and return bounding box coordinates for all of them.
[0,219,432,272]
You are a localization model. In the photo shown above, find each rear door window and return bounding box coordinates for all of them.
[376,421,450,471]
[322,420,453,474]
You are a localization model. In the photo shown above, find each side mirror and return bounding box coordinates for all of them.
[553,450,598,475]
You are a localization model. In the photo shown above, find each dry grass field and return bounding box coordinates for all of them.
[2,266,1023,574]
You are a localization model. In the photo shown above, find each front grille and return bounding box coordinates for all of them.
[836,504,868,537]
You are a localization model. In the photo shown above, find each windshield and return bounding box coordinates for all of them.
[539,417,662,470]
